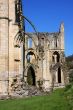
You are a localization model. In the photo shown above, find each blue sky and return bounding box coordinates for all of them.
[22,0,73,56]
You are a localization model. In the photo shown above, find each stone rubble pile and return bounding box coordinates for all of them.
[9,79,47,99]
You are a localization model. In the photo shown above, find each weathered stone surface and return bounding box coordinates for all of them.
[9,83,45,98]
[0,0,68,98]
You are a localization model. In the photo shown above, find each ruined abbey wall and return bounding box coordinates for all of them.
[25,23,65,91]
[0,0,67,96]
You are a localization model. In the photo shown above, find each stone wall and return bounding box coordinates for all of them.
[0,0,66,96]
[25,24,65,91]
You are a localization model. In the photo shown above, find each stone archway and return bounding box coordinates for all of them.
[27,66,36,86]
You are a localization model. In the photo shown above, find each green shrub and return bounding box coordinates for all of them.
[69,70,73,82]
[64,83,72,92]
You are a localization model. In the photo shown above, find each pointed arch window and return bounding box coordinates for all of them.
[52,51,60,63]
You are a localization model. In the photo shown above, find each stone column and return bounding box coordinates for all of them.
[0,0,9,95]
[61,69,64,85]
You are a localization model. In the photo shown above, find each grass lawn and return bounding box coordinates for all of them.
[0,89,72,110]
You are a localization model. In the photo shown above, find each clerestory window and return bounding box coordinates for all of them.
[15,0,20,23]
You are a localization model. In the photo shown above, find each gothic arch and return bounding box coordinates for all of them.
[52,51,60,63]
[26,51,36,63]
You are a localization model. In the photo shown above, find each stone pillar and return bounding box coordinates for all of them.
[0,0,9,95]
[61,69,64,84]
[60,22,64,50]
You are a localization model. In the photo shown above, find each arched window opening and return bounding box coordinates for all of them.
[58,67,61,83]
[26,52,35,63]
[52,51,60,63]
[27,67,36,86]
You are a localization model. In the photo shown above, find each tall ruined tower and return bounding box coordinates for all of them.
[0,0,23,95]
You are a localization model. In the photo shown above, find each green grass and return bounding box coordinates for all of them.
[0,89,72,110]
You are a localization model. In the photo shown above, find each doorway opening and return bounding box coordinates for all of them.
[58,67,61,83]
[27,66,36,86]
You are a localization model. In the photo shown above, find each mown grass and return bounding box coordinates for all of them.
[0,89,72,110]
